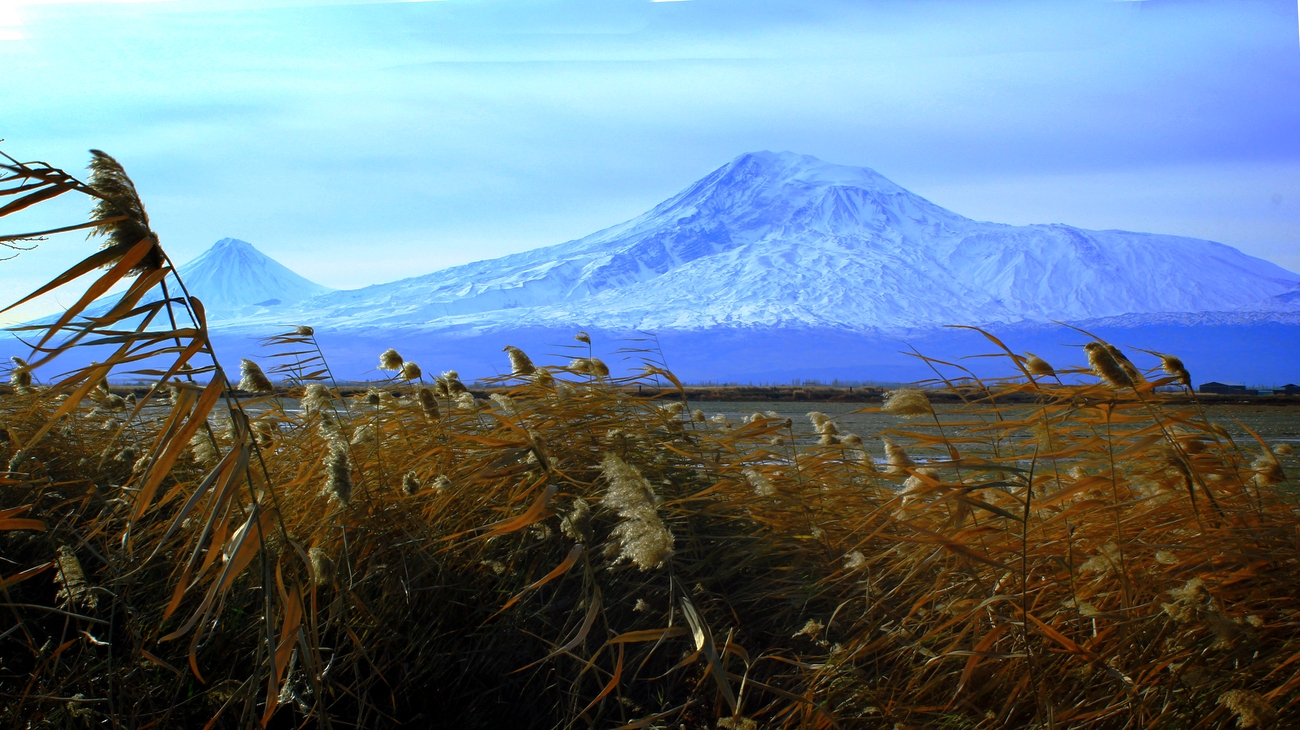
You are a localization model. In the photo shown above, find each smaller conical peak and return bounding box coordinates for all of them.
[176,238,333,316]
[208,237,260,255]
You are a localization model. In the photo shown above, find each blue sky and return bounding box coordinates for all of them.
[2,0,1298,323]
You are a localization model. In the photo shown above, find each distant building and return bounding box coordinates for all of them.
[1199,382,1258,395]
[1281,384,1300,395]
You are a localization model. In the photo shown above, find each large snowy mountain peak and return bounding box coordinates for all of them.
[228,152,1299,333]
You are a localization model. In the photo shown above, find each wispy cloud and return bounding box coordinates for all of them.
[1,0,173,40]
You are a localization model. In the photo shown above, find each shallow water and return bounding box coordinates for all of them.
[690,400,1300,460]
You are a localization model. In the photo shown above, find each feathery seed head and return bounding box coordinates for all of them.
[743,468,777,497]
[489,393,517,415]
[238,359,274,393]
[1079,542,1122,575]
[252,420,275,448]
[533,369,554,388]
[399,361,422,381]
[691,409,706,423]
[416,387,439,418]
[104,393,127,410]
[1252,452,1286,486]
[378,348,403,371]
[1024,353,1055,378]
[883,438,914,475]
[9,365,33,395]
[437,370,467,395]
[1159,353,1191,387]
[844,551,867,570]
[806,411,839,435]
[309,547,334,586]
[570,357,608,376]
[882,388,932,419]
[55,545,96,608]
[317,411,339,440]
[87,150,164,272]
[559,496,593,543]
[601,453,674,570]
[792,619,824,640]
[842,433,863,447]
[6,449,26,475]
[1085,342,1133,388]
[1167,577,1206,604]
[1217,689,1275,728]
[503,345,535,376]
[455,392,478,411]
[363,388,381,406]
[574,331,591,344]
[1274,443,1294,456]
[295,325,314,336]
[350,424,375,446]
[190,433,218,466]
[302,384,332,415]
[818,433,841,446]
[401,471,420,496]
[1106,344,1145,384]
[323,442,353,505]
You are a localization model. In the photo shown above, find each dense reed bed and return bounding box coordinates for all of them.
[2,150,1298,729]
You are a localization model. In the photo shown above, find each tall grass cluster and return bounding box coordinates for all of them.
[2,151,1298,729]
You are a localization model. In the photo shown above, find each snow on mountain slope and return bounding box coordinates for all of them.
[178,238,333,318]
[1240,284,1300,314]
[235,151,1299,332]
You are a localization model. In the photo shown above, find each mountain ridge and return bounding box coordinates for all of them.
[217,150,1298,332]
[20,152,1289,383]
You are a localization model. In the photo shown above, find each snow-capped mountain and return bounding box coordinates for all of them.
[178,238,333,318]
[239,151,1299,333]
[16,153,1289,384]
